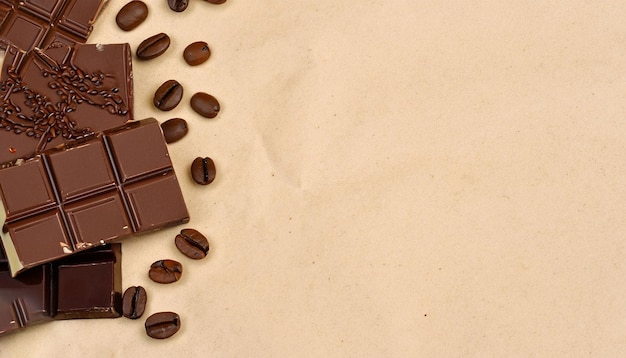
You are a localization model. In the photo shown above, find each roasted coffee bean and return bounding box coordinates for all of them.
[122,286,147,319]
[175,228,210,259]
[168,0,188,12]
[154,80,183,111]
[183,41,211,66]
[136,33,170,60]
[116,1,148,31]
[145,312,181,339]
[205,0,227,3]
[191,157,216,185]
[190,92,220,118]
[149,259,183,284]
[161,118,188,143]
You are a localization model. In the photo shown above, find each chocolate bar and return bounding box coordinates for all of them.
[0,0,107,53]
[0,118,189,276]
[0,42,133,164]
[0,243,122,337]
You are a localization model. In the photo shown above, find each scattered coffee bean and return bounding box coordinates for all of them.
[175,228,210,259]
[161,118,188,143]
[183,41,211,66]
[149,259,183,284]
[145,312,181,339]
[136,33,170,60]
[116,1,148,31]
[191,157,216,185]
[154,80,183,111]
[168,0,188,12]
[122,286,147,319]
[190,92,220,118]
[205,0,227,4]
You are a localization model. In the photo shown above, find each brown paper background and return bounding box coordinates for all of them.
[2,1,626,356]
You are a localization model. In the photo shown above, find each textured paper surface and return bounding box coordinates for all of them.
[2,1,626,356]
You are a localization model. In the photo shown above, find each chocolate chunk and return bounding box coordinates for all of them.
[190,92,220,118]
[190,157,216,185]
[205,0,227,4]
[122,286,147,319]
[148,260,183,284]
[175,229,210,260]
[183,41,210,66]
[136,33,170,60]
[168,0,189,12]
[0,42,133,164]
[154,80,183,111]
[0,0,106,53]
[161,118,188,143]
[52,244,123,319]
[0,244,122,337]
[145,312,180,339]
[0,118,189,276]
[116,1,149,31]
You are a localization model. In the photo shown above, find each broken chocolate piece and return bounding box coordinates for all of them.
[0,118,189,276]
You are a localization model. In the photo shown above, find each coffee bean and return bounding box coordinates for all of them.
[145,312,181,339]
[205,0,227,3]
[168,0,188,12]
[190,92,220,118]
[183,41,211,66]
[175,229,210,260]
[136,33,170,60]
[116,1,148,31]
[154,80,183,111]
[191,157,216,185]
[122,286,147,319]
[160,118,188,143]
[149,259,183,284]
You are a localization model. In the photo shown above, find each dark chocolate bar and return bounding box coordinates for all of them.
[0,243,122,337]
[0,118,189,276]
[0,42,133,164]
[0,0,107,53]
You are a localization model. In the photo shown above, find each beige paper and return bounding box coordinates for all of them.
[1,1,626,356]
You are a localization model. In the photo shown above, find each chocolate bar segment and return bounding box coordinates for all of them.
[0,0,106,53]
[0,118,189,276]
[0,42,133,164]
[0,243,122,337]
[52,243,122,319]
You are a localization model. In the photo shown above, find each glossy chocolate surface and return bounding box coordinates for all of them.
[0,118,189,276]
[0,243,122,337]
[0,42,133,164]
[0,0,106,53]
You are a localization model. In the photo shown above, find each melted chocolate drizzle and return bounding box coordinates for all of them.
[0,50,128,153]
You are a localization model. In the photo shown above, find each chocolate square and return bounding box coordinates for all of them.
[54,245,122,319]
[123,172,188,232]
[0,158,56,221]
[105,120,172,183]
[46,140,116,202]
[0,265,51,336]
[18,0,65,22]
[55,0,104,40]
[1,12,47,52]
[7,210,71,269]
[63,191,132,246]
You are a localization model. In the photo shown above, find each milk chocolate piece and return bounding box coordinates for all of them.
[0,42,133,164]
[0,243,122,337]
[0,118,189,276]
[0,0,106,53]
